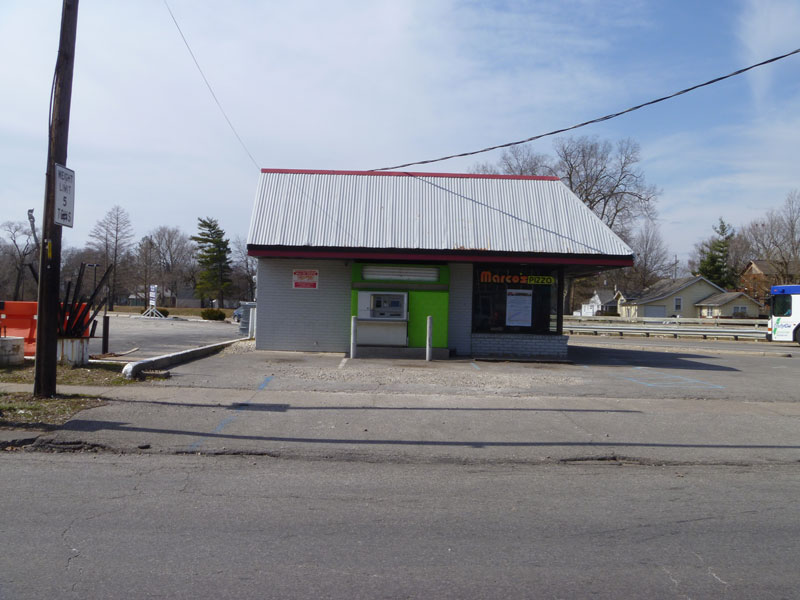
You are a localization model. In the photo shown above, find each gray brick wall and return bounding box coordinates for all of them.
[471,333,568,359]
[255,259,351,352]
[448,263,473,356]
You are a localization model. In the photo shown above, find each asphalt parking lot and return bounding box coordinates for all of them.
[87,313,241,359]
[146,336,798,406]
[86,315,799,404]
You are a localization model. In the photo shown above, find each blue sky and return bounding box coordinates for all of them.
[1,0,799,262]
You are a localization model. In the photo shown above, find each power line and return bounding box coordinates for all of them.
[162,0,260,170]
[373,47,800,172]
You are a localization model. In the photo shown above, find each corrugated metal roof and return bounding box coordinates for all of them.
[247,169,633,257]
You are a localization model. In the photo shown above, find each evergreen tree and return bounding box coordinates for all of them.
[191,217,232,307]
[696,218,737,290]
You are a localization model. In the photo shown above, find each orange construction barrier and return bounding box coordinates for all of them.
[1,301,37,356]
[0,301,91,357]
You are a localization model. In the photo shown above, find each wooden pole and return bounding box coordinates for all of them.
[34,0,79,397]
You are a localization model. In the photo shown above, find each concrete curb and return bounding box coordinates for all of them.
[121,337,251,379]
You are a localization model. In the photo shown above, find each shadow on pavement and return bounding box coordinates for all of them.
[57,419,800,451]
[569,346,739,372]
[99,398,642,413]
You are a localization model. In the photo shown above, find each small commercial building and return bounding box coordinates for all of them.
[247,169,633,358]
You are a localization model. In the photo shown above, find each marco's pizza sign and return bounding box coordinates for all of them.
[478,270,555,285]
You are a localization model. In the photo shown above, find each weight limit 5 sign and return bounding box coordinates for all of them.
[54,164,75,228]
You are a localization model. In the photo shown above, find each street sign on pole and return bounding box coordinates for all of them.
[54,163,75,228]
[34,0,80,398]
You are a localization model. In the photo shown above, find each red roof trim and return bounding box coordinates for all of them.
[248,248,632,267]
[260,168,560,182]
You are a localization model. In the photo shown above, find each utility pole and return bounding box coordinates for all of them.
[34,0,79,397]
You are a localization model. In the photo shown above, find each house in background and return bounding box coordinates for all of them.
[740,260,800,302]
[694,291,763,318]
[578,289,617,316]
[618,276,725,318]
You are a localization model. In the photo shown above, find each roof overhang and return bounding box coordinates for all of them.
[248,245,633,275]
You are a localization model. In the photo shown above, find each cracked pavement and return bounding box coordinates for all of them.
[4,339,800,466]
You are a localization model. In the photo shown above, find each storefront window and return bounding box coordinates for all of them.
[472,265,558,334]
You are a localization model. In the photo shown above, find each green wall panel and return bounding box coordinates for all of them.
[408,291,449,348]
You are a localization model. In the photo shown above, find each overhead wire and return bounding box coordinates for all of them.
[162,0,260,170]
[373,47,800,172]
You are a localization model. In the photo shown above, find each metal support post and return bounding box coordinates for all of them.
[350,316,357,359]
[426,315,433,361]
[248,307,257,339]
[102,315,109,354]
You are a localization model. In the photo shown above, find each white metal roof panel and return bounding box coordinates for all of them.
[247,170,633,257]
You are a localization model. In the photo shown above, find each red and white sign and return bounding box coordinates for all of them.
[292,269,319,289]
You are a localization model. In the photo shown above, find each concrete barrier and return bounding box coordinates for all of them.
[122,337,250,379]
[0,336,25,366]
[58,337,90,366]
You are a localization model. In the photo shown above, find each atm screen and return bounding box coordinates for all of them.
[370,294,405,318]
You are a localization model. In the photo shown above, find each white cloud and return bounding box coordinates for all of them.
[4,0,795,269]
[737,0,800,105]
[4,0,652,248]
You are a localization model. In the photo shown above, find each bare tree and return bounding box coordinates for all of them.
[499,145,553,176]
[150,226,193,307]
[88,206,134,310]
[472,146,554,177]
[1,221,39,300]
[743,190,800,284]
[61,245,103,294]
[473,136,658,238]
[231,236,257,301]
[627,219,674,290]
[552,137,658,237]
[131,236,159,306]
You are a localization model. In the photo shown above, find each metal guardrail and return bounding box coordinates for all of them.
[564,322,767,341]
[566,316,769,328]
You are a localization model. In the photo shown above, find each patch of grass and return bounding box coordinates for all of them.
[0,392,105,429]
[0,362,136,386]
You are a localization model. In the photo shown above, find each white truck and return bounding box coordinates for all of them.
[767,284,800,344]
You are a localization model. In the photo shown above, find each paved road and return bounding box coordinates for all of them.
[1,453,797,600]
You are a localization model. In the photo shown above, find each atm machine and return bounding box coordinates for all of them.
[356,291,408,346]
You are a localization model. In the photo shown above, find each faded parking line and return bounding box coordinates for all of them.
[188,375,274,451]
[623,367,725,389]
[581,365,725,390]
